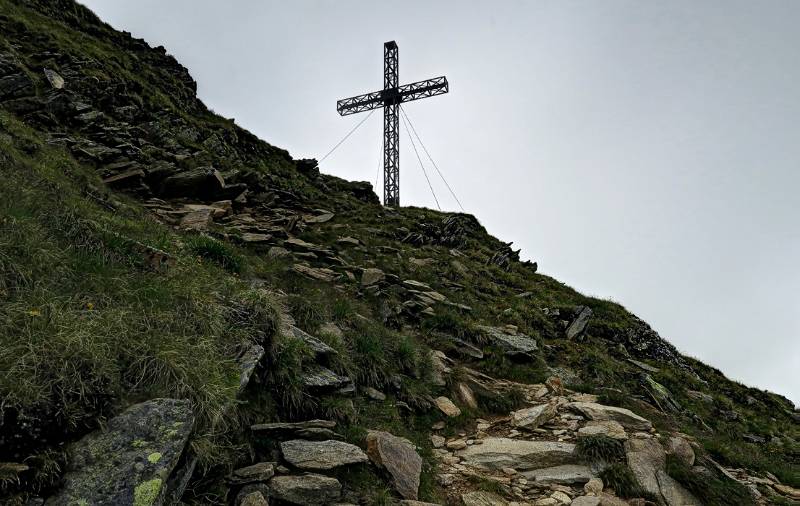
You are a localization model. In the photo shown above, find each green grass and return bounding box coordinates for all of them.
[186,235,243,274]
[598,463,658,501]
[666,455,755,506]
[576,435,625,463]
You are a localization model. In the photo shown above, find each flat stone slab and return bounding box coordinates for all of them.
[45,398,194,506]
[269,473,341,505]
[461,491,509,506]
[280,439,368,470]
[302,366,351,390]
[522,464,597,484]
[567,402,653,432]
[511,403,556,430]
[456,437,577,471]
[477,326,537,357]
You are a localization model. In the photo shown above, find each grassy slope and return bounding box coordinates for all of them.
[0,0,797,503]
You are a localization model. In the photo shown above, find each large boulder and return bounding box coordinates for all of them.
[365,430,423,500]
[45,398,194,506]
[280,439,368,470]
[566,306,593,339]
[624,437,699,506]
[269,474,341,505]
[567,402,653,431]
[456,438,578,471]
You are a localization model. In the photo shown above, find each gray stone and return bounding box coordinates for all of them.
[361,267,385,286]
[477,326,537,357]
[251,420,342,441]
[228,462,275,485]
[627,358,660,373]
[461,491,508,506]
[511,403,556,430]
[237,344,265,394]
[45,398,194,506]
[363,387,386,401]
[577,421,628,440]
[522,464,596,484]
[567,402,652,431]
[285,325,337,358]
[624,438,700,506]
[280,439,368,470]
[159,167,226,199]
[456,438,577,471]
[237,490,268,506]
[566,306,593,339]
[301,366,351,390]
[293,264,337,282]
[43,68,65,89]
[570,497,601,506]
[269,474,341,505]
[366,430,423,500]
[434,396,461,417]
[665,436,695,466]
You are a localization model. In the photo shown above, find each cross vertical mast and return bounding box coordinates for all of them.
[336,41,448,207]
[383,41,400,206]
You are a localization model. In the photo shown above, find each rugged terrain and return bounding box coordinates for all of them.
[0,1,797,505]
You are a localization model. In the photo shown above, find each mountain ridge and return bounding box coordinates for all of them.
[0,1,797,504]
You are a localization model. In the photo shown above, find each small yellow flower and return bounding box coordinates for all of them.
[86,302,95,310]
[27,309,41,317]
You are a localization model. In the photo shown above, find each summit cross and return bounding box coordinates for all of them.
[336,41,448,207]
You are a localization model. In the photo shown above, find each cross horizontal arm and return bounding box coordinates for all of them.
[337,76,449,116]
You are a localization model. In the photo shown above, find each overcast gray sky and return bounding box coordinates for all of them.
[79,0,799,405]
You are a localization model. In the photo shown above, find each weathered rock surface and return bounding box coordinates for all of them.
[566,306,593,339]
[461,491,509,506]
[522,464,597,484]
[576,420,628,440]
[567,402,652,431]
[280,439,368,470]
[45,398,194,506]
[269,474,341,505]
[624,437,699,506]
[477,325,538,357]
[511,403,556,430]
[228,462,275,485]
[456,438,578,471]
[435,396,462,417]
[665,436,695,466]
[361,267,385,286]
[251,420,341,441]
[365,430,423,500]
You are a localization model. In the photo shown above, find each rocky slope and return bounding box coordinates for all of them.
[0,1,797,505]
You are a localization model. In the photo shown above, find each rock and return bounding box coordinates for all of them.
[251,420,341,441]
[268,246,291,258]
[0,73,34,100]
[447,440,467,450]
[236,343,265,394]
[624,438,699,506]
[180,209,214,230]
[158,167,226,199]
[435,396,461,417]
[285,325,337,358]
[584,477,603,495]
[269,474,341,505]
[774,483,800,500]
[43,68,65,89]
[363,387,386,401]
[305,212,334,224]
[400,501,441,506]
[566,306,593,339]
[241,233,272,244]
[534,499,558,506]
[280,439,367,470]
[103,169,146,189]
[686,390,713,403]
[511,403,556,430]
[293,264,337,282]
[550,491,572,504]
[301,366,351,390]
[570,497,600,506]
[45,398,194,506]
[577,421,628,441]
[448,336,484,359]
[461,491,509,506]
[361,268,385,287]
[365,430,423,500]
[430,435,445,448]
[456,382,479,410]
[477,325,538,357]
[237,490,268,506]
[228,462,275,485]
[522,464,596,484]
[665,436,695,466]
[567,402,652,431]
[456,438,577,471]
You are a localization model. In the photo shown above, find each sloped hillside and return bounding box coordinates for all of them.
[0,1,797,505]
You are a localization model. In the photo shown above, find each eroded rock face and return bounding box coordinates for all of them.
[456,438,578,471]
[567,402,653,432]
[269,474,341,505]
[624,437,699,506]
[45,398,194,506]
[511,403,556,430]
[566,306,593,339]
[279,439,368,470]
[365,430,422,500]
